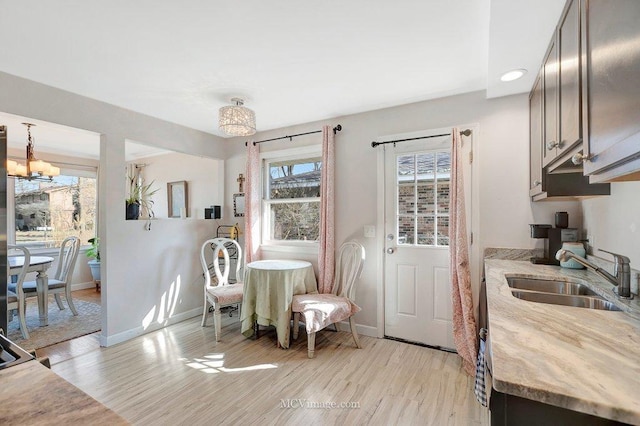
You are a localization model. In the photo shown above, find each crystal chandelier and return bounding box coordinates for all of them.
[7,123,60,181]
[218,98,256,137]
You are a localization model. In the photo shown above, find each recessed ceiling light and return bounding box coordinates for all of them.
[500,69,527,82]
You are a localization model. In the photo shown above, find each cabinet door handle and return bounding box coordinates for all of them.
[571,153,592,165]
[546,140,559,150]
[533,180,541,186]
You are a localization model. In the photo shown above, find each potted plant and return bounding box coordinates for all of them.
[126,175,159,220]
[86,237,101,282]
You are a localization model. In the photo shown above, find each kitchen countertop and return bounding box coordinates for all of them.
[485,259,640,425]
[0,360,127,425]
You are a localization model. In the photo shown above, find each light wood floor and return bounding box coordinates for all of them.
[36,288,103,365]
[47,316,490,425]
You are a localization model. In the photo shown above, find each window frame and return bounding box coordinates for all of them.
[8,162,99,255]
[260,145,322,252]
[395,148,451,248]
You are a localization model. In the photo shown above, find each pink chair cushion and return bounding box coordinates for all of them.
[206,283,244,305]
[292,294,361,334]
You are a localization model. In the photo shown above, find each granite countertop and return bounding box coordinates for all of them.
[485,259,640,425]
[0,360,127,425]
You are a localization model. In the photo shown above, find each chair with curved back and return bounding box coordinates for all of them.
[292,241,366,358]
[200,237,244,341]
[11,236,81,316]
[7,245,31,339]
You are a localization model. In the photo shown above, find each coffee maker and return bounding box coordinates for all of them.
[530,212,578,265]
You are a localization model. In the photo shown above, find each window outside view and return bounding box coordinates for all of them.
[397,151,451,247]
[14,175,97,249]
[267,157,321,241]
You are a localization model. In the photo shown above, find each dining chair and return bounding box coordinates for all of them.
[7,245,31,339]
[292,241,366,358]
[200,237,244,341]
[11,236,81,316]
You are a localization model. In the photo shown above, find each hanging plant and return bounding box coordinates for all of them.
[126,172,158,220]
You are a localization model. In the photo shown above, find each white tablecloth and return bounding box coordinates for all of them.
[240,260,318,348]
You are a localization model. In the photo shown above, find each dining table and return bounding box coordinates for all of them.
[9,256,55,327]
[240,259,318,349]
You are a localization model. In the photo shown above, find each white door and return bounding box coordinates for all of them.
[384,134,464,349]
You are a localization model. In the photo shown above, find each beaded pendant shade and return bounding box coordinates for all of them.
[218,98,256,137]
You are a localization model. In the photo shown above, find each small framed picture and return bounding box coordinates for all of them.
[168,181,188,218]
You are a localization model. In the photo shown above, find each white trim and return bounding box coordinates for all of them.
[259,144,321,161]
[336,321,378,338]
[71,281,96,291]
[100,307,202,347]
[376,145,385,338]
[261,145,323,246]
[376,124,479,342]
[260,244,319,255]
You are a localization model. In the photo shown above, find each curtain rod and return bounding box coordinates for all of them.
[245,124,342,146]
[371,128,472,148]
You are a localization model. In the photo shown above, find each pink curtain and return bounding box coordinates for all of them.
[244,142,261,263]
[449,128,477,376]
[317,125,335,294]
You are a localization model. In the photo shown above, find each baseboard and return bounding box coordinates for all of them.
[71,281,96,291]
[100,308,377,347]
[100,307,202,347]
[336,321,377,338]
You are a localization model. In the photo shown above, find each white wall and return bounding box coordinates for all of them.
[3,69,605,343]
[130,151,224,220]
[581,181,640,266]
[225,90,582,333]
[0,71,226,345]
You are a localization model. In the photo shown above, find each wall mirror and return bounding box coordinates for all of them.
[233,193,245,217]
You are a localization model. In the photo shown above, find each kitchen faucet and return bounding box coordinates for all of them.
[555,249,633,299]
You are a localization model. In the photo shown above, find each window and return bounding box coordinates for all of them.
[396,150,450,247]
[263,153,322,243]
[13,173,97,249]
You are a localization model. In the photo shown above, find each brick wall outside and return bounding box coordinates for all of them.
[398,179,450,246]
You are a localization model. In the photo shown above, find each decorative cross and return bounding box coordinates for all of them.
[237,173,245,193]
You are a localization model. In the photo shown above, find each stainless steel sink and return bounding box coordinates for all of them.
[511,290,622,311]
[506,277,599,296]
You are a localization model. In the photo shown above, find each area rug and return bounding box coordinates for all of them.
[7,297,101,350]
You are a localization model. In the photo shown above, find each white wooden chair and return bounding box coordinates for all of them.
[10,236,81,317]
[292,241,366,358]
[200,237,244,341]
[7,245,31,339]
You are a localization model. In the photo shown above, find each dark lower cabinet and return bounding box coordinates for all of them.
[490,389,629,426]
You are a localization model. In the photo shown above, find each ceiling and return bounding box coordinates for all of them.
[0,0,566,154]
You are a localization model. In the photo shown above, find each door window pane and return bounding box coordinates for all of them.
[417,216,435,246]
[417,183,435,215]
[398,215,415,245]
[396,150,450,247]
[437,216,450,246]
[437,182,450,214]
[397,155,415,179]
[398,184,415,215]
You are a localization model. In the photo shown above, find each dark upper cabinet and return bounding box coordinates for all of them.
[543,0,583,169]
[557,0,582,159]
[580,0,640,182]
[529,73,544,197]
[542,39,559,168]
[529,0,610,200]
